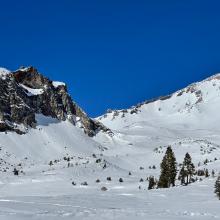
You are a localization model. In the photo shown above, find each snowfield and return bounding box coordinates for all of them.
[0,74,220,219]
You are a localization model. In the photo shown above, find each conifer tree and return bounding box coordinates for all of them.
[214,175,220,200]
[158,146,177,188]
[212,170,215,178]
[179,166,186,185]
[205,169,209,178]
[179,152,195,185]
[148,176,156,190]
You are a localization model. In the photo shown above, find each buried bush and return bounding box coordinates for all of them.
[212,170,215,178]
[13,168,19,176]
[101,186,108,191]
[81,181,88,186]
[96,158,101,163]
[205,169,209,178]
[107,177,112,181]
[119,178,123,183]
[148,176,156,190]
[196,169,205,176]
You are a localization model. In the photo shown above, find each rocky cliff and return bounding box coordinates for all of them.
[0,66,111,136]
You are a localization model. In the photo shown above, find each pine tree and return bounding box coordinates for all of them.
[205,169,209,178]
[179,152,195,185]
[179,166,186,185]
[212,170,215,178]
[148,176,156,190]
[158,146,177,188]
[214,175,220,200]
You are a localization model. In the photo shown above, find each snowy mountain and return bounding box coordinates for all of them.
[0,68,220,220]
[98,73,220,130]
[95,73,220,171]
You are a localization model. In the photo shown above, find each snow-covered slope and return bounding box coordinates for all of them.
[95,73,220,173]
[98,73,220,130]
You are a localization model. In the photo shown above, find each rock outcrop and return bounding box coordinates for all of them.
[0,66,111,136]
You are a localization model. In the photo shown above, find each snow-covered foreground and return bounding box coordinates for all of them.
[0,166,219,220]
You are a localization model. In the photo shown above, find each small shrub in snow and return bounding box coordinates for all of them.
[148,176,156,190]
[13,168,19,176]
[204,158,209,165]
[103,163,107,169]
[119,178,123,183]
[96,159,101,163]
[197,169,205,176]
[96,179,100,183]
[205,169,209,178]
[72,181,76,186]
[101,186,108,191]
[139,178,144,182]
[128,171,132,176]
[107,177,112,181]
[212,170,215,178]
[81,181,88,186]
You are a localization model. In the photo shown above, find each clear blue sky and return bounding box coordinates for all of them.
[1,0,220,116]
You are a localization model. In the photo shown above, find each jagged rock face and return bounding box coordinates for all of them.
[0,67,111,136]
[0,72,35,133]
[14,67,76,122]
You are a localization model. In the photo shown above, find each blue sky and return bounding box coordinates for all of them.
[1,0,220,116]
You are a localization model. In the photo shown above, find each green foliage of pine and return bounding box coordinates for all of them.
[158,146,177,188]
[179,152,195,185]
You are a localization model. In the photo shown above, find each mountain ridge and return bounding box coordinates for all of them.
[97,72,220,125]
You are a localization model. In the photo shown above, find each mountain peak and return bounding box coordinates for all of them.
[0,66,111,136]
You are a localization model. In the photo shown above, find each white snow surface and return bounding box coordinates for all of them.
[0,67,10,79]
[19,84,44,96]
[52,81,65,88]
[0,74,220,219]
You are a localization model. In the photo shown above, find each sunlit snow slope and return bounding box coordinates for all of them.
[96,73,220,177]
